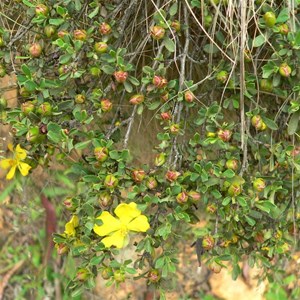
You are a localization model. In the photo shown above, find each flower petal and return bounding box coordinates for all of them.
[65,222,76,237]
[101,230,127,248]
[0,159,15,170]
[127,215,150,232]
[93,211,121,236]
[6,165,17,180]
[18,162,31,177]
[15,144,27,160]
[115,202,141,225]
[70,215,79,227]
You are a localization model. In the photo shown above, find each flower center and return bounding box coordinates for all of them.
[119,224,128,237]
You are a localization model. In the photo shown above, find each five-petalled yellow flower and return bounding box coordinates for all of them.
[93,202,150,249]
[0,144,31,180]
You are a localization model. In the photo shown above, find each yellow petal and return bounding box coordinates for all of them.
[7,143,14,152]
[115,202,141,225]
[18,162,31,177]
[101,230,127,248]
[70,215,79,227]
[6,165,17,180]
[0,159,15,170]
[127,215,150,232]
[93,211,121,236]
[65,222,76,237]
[15,144,27,160]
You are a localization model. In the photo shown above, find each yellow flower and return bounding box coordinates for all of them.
[64,215,79,237]
[93,202,150,249]
[0,144,31,180]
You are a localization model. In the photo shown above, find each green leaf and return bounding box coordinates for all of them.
[222,197,231,206]
[203,44,219,54]
[169,3,178,16]
[49,18,65,26]
[237,196,247,207]
[22,0,35,7]
[223,169,235,178]
[164,37,175,52]
[74,140,91,150]
[101,65,115,75]
[245,215,256,226]
[276,8,289,23]
[253,35,266,47]
[262,62,276,79]
[261,116,278,130]
[88,6,99,19]
[82,175,99,183]
[288,111,300,135]
[21,64,31,77]
[123,81,133,93]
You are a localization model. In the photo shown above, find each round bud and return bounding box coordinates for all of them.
[94,42,108,53]
[114,70,128,83]
[29,43,42,58]
[150,26,165,40]
[100,99,112,112]
[263,11,276,28]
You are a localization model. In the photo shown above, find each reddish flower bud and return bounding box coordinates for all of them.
[35,4,49,16]
[57,30,68,38]
[171,20,181,32]
[74,29,87,41]
[101,99,113,112]
[146,177,158,190]
[55,243,69,255]
[188,191,201,203]
[225,159,239,171]
[202,235,215,250]
[63,197,77,211]
[94,41,108,53]
[148,269,161,283]
[184,91,194,103]
[153,75,168,88]
[114,70,128,83]
[206,204,217,214]
[160,91,169,102]
[21,101,35,115]
[76,269,89,282]
[165,170,180,182]
[98,191,113,207]
[170,123,180,135]
[154,153,166,166]
[104,174,118,189]
[150,26,165,40]
[129,94,144,105]
[176,192,188,204]
[94,147,108,162]
[160,111,171,121]
[227,183,242,197]
[217,129,232,142]
[278,23,289,35]
[253,178,266,192]
[29,43,42,58]
[251,115,267,131]
[279,63,292,77]
[37,102,52,116]
[132,169,146,183]
[44,25,56,38]
[207,261,222,273]
[99,23,112,35]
